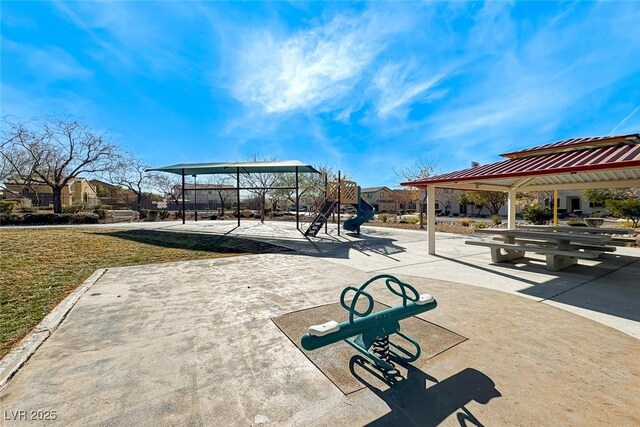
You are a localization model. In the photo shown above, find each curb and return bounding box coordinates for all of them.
[0,268,108,389]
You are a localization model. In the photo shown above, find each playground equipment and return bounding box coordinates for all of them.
[344,187,375,234]
[304,173,375,237]
[301,274,437,372]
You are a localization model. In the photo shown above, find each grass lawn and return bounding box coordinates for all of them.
[0,227,290,359]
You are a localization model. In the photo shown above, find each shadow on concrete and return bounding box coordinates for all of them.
[94,228,408,262]
[349,356,500,426]
[92,229,293,254]
[435,253,640,322]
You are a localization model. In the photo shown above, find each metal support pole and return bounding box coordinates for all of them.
[427,185,436,255]
[181,169,185,225]
[553,190,559,225]
[295,166,299,230]
[236,167,240,227]
[324,173,328,235]
[338,171,341,236]
[193,175,197,222]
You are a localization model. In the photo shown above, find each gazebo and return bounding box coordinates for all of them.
[402,133,640,254]
[148,160,321,228]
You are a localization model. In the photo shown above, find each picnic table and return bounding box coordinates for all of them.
[516,225,637,245]
[466,228,617,271]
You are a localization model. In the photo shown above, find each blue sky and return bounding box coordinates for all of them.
[2,1,639,187]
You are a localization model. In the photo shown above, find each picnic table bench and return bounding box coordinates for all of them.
[466,229,616,271]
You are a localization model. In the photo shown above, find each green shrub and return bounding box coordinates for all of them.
[139,209,149,220]
[473,221,488,229]
[92,204,106,220]
[0,201,16,214]
[0,213,21,225]
[62,205,84,214]
[605,198,640,228]
[399,216,419,224]
[460,217,471,227]
[147,210,159,221]
[158,210,170,220]
[491,215,502,225]
[0,212,99,226]
[70,213,99,224]
[566,220,587,227]
[521,204,553,225]
[380,214,389,223]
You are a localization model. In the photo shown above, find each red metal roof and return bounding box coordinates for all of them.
[500,133,638,158]
[403,133,640,187]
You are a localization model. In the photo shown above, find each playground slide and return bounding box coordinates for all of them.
[343,196,375,232]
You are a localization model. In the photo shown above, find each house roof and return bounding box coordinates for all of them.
[402,133,640,191]
[362,186,392,193]
[147,160,321,176]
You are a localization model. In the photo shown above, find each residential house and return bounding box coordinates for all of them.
[3,178,99,207]
[169,184,238,210]
[361,187,396,212]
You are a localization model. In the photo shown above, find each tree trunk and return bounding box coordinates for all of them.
[137,193,143,211]
[419,202,424,229]
[52,187,63,213]
[260,193,266,223]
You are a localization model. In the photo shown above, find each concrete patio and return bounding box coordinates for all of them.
[123,219,640,338]
[1,220,638,426]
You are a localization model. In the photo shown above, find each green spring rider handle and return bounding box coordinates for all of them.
[300,274,437,371]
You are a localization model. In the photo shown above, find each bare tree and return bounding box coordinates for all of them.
[241,153,283,223]
[108,153,160,211]
[0,141,32,199]
[394,158,437,228]
[209,175,235,216]
[1,117,119,213]
[153,174,182,214]
[389,189,414,215]
[435,188,459,216]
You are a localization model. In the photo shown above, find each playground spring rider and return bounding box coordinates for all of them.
[301,274,437,372]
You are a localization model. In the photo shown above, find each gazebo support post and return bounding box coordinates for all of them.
[337,171,341,237]
[295,166,299,230]
[236,167,240,227]
[181,168,185,225]
[427,185,436,255]
[507,188,517,230]
[553,190,559,225]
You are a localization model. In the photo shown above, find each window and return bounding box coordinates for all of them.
[380,192,384,198]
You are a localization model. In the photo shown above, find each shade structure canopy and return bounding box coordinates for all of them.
[402,134,640,192]
[147,160,321,176]
[400,133,640,255]
[147,160,322,230]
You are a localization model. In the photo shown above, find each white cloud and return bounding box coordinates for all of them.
[53,1,191,76]
[2,39,92,83]
[232,13,399,113]
[373,62,449,118]
[610,106,640,135]
[29,45,93,81]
